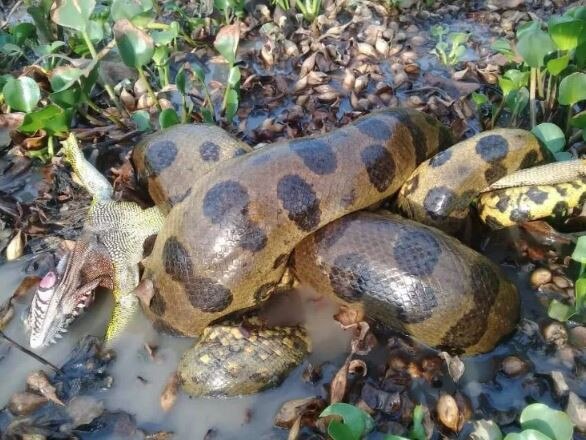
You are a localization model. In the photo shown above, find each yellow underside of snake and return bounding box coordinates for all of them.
[129,108,574,396]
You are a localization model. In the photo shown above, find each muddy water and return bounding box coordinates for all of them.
[0,259,351,439]
[0,230,583,438]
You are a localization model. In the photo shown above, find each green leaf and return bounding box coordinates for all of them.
[492,38,514,56]
[19,104,71,135]
[565,6,586,20]
[571,111,586,129]
[113,19,154,69]
[50,0,95,32]
[558,72,586,106]
[572,236,586,264]
[517,26,556,68]
[152,46,169,66]
[131,110,152,131]
[49,66,84,92]
[516,21,540,39]
[227,66,241,89]
[410,405,426,440]
[110,0,154,24]
[328,420,357,440]
[320,403,375,440]
[504,429,553,440]
[224,88,239,122]
[51,86,81,108]
[214,23,240,65]
[546,55,570,76]
[554,151,573,161]
[574,277,586,311]
[472,92,489,107]
[531,123,566,153]
[159,108,180,129]
[548,299,575,322]
[2,76,41,112]
[520,403,574,440]
[10,22,37,45]
[548,16,585,51]
[151,22,179,46]
[176,68,188,95]
[499,69,529,96]
[430,24,447,38]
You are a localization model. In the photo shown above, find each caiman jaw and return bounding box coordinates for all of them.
[28,234,114,349]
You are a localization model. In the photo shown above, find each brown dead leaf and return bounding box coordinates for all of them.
[8,392,48,416]
[330,356,350,403]
[274,397,325,428]
[0,302,14,330]
[26,371,64,406]
[440,352,465,383]
[12,276,41,300]
[333,304,362,327]
[6,231,23,261]
[160,372,179,412]
[287,416,301,440]
[437,394,459,431]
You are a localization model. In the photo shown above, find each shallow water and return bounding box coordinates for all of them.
[1,227,584,439]
[0,259,352,438]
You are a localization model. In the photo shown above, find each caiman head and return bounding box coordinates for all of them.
[28,232,114,349]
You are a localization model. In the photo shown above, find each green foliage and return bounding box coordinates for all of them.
[484,7,586,155]
[549,236,586,323]
[50,0,96,32]
[512,404,574,440]
[114,19,155,69]
[431,26,469,67]
[478,403,574,440]
[296,0,322,22]
[319,403,375,440]
[214,24,241,121]
[384,405,426,440]
[2,76,41,112]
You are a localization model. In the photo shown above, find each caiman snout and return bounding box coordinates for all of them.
[27,234,115,349]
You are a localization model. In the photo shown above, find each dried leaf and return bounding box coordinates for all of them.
[6,231,23,261]
[26,371,64,406]
[287,416,301,440]
[437,394,459,431]
[0,303,14,330]
[440,352,465,383]
[8,392,47,416]
[330,356,350,403]
[274,397,325,428]
[160,372,179,412]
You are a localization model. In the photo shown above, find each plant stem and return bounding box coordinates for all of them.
[536,68,544,98]
[138,67,162,112]
[566,105,573,137]
[530,67,537,129]
[47,135,54,157]
[81,31,126,117]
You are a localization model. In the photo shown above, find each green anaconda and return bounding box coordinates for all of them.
[30,108,576,397]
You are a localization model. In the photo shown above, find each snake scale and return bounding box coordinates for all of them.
[32,108,564,396]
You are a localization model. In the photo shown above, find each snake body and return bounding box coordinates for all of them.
[292,211,518,354]
[138,109,452,337]
[126,109,549,395]
[45,108,562,396]
[477,160,586,228]
[397,129,547,233]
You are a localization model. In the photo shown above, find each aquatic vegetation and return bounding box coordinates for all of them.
[0,0,243,159]
[430,25,469,67]
[549,235,586,324]
[477,7,586,159]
